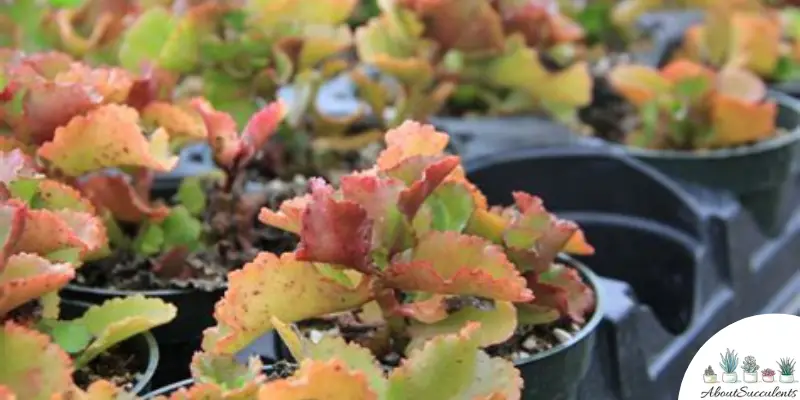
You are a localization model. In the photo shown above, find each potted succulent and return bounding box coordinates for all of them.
[203,121,600,399]
[354,0,593,145]
[588,58,800,235]
[145,323,521,399]
[720,348,740,383]
[0,170,176,395]
[0,50,306,389]
[762,368,777,383]
[743,355,760,383]
[778,357,796,383]
[704,366,718,383]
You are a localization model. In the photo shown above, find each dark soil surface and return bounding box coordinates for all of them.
[486,319,585,362]
[73,344,144,391]
[74,177,307,292]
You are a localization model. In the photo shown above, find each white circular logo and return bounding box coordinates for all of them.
[679,314,800,399]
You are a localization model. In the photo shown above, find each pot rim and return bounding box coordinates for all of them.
[608,91,800,160]
[512,254,604,367]
[61,299,159,394]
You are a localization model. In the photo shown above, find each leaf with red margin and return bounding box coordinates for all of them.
[340,172,414,254]
[202,252,373,355]
[0,202,26,269]
[36,180,95,213]
[259,360,379,400]
[523,263,596,324]
[0,322,74,400]
[0,253,75,317]
[12,82,102,145]
[295,178,374,274]
[239,100,286,160]
[37,104,179,177]
[406,300,518,351]
[13,204,107,258]
[53,64,134,104]
[385,231,533,302]
[258,194,311,234]
[141,101,208,144]
[79,175,169,223]
[189,97,241,169]
[394,294,450,323]
[387,155,461,220]
[376,121,450,171]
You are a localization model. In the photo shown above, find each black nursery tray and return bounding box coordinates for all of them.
[462,145,800,400]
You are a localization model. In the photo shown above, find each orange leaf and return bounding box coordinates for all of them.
[0,253,75,317]
[0,322,74,400]
[141,101,208,143]
[385,231,533,302]
[13,205,107,257]
[711,95,777,146]
[0,202,26,269]
[53,64,134,104]
[376,121,450,171]
[37,104,179,177]
[607,64,672,107]
[259,360,378,400]
[727,12,780,76]
[258,194,311,234]
[79,175,169,223]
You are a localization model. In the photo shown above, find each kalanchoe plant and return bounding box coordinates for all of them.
[763,368,776,377]
[201,121,595,374]
[743,355,759,374]
[354,0,592,122]
[607,59,778,149]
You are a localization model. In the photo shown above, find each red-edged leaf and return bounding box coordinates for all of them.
[239,100,286,160]
[385,231,533,302]
[13,203,107,257]
[389,156,461,220]
[376,121,450,171]
[190,97,243,169]
[524,264,595,324]
[0,253,75,317]
[394,294,450,323]
[14,82,102,145]
[0,202,26,269]
[258,194,312,234]
[295,178,374,274]
[78,174,169,223]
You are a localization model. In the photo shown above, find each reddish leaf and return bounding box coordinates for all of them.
[0,202,26,269]
[340,172,413,252]
[190,97,242,169]
[296,178,374,274]
[0,149,38,188]
[524,264,595,324]
[79,174,169,223]
[240,100,286,159]
[0,253,75,317]
[13,203,107,257]
[397,156,461,220]
[398,0,505,53]
[376,121,450,171]
[14,82,103,145]
[258,194,312,234]
[385,231,533,302]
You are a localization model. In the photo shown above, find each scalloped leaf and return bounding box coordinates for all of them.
[376,121,449,171]
[393,156,461,220]
[385,231,533,301]
[10,82,102,146]
[524,263,596,324]
[0,201,26,268]
[37,104,179,177]
[141,101,208,145]
[36,180,95,213]
[258,194,311,234]
[73,295,177,367]
[415,179,476,233]
[293,333,387,395]
[0,322,74,400]
[259,360,378,400]
[189,352,264,398]
[386,322,520,399]
[463,351,523,400]
[608,64,672,107]
[394,294,449,323]
[0,253,74,318]
[203,252,373,355]
[51,380,125,400]
[399,0,505,53]
[79,175,169,223]
[294,178,374,273]
[407,300,517,351]
[14,208,107,258]
[53,64,134,105]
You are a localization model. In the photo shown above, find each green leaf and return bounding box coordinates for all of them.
[406,301,517,352]
[161,206,203,250]
[673,76,709,102]
[73,295,177,368]
[118,7,175,71]
[45,247,82,264]
[47,0,85,8]
[8,179,40,205]
[48,321,92,354]
[176,177,207,216]
[421,181,475,233]
[133,223,165,256]
[641,99,661,144]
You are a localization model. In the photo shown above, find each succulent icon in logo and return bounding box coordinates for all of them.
[742,356,759,383]
[778,358,796,383]
[719,348,740,383]
[762,368,776,383]
[704,366,718,383]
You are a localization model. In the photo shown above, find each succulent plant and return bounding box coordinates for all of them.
[778,357,796,376]
[762,368,776,377]
[704,365,716,376]
[607,59,777,149]
[200,121,595,378]
[720,348,739,374]
[354,0,592,121]
[743,355,759,373]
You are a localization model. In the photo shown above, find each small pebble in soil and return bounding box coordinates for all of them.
[522,336,539,351]
[553,328,573,344]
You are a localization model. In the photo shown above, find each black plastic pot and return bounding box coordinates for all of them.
[512,256,603,400]
[60,300,159,395]
[607,92,800,236]
[140,365,281,399]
